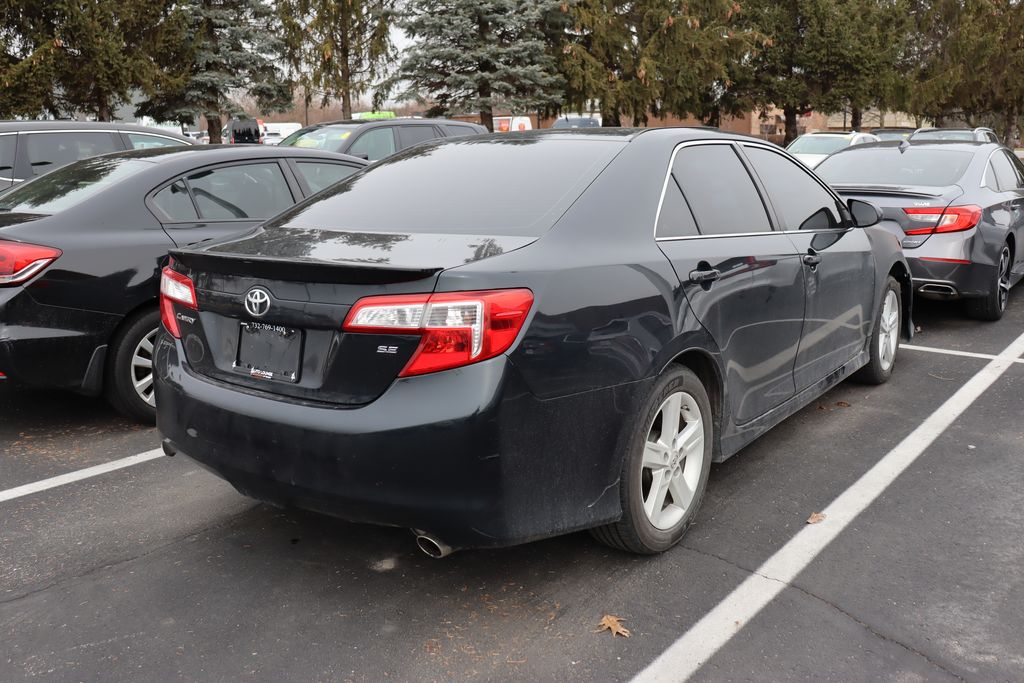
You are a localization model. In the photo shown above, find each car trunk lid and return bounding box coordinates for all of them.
[831,184,965,249]
[168,227,535,405]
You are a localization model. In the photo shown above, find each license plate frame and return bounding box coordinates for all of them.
[236,322,303,383]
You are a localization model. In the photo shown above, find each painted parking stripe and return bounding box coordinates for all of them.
[0,448,164,504]
[633,330,1024,683]
[903,343,1024,363]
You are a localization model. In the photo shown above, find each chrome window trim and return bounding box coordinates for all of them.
[980,148,1022,191]
[121,131,190,145]
[653,138,851,243]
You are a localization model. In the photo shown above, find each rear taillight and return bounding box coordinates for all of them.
[343,289,534,376]
[0,240,61,286]
[902,205,982,235]
[159,266,197,338]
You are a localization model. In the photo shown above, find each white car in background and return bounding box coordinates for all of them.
[263,122,302,145]
[786,131,879,168]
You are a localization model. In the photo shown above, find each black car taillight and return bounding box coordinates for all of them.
[0,240,62,286]
[159,266,197,338]
[343,289,534,376]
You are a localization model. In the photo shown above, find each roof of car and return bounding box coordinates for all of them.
[827,139,1000,156]
[93,144,366,169]
[300,118,481,130]
[0,120,192,141]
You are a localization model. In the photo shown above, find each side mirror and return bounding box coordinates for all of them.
[847,198,883,228]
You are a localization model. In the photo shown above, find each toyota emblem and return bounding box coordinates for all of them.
[244,287,271,317]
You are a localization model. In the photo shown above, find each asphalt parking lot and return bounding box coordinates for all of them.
[2,294,1022,682]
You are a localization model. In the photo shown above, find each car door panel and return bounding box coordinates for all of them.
[742,144,875,392]
[658,142,805,425]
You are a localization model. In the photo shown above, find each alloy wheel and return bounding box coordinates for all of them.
[641,391,705,530]
[879,289,900,372]
[998,246,1011,312]
[131,328,158,407]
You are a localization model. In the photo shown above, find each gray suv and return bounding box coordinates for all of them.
[278,118,486,161]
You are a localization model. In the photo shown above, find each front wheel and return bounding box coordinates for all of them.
[854,275,901,385]
[104,309,160,424]
[965,243,1012,321]
[591,366,712,554]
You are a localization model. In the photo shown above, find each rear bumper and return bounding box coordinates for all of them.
[0,287,117,393]
[155,336,646,548]
[908,257,996,300]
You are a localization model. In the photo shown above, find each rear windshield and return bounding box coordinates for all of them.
[267,137,624,236]
[280,124,361,150]
[815,148,974,187]
[0,156,149,215]
[787,136,850,155]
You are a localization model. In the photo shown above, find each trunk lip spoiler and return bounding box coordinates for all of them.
[829,183,963,199]
[169,249,443,285]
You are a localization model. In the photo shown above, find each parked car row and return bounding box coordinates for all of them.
[1,119,1019,559]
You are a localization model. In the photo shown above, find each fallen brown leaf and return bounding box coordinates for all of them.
[836,401,851,408]
[807,512,826,524]
[595,614,631,637]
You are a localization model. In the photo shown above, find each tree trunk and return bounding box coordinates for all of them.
[206,115,223,144]
[704,106,721,128]
[1004,105,1018,148]
[340,11,353,119]
[479,101,494,132]
[342,89,352,120]
[97,98,112,122]
[934,113,945,127]
[851,106,862,131]
[783,106,799,145]
[602,105,621,127]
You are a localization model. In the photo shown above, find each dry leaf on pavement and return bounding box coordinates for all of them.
[807,512,826,524]
[595,614,631,637]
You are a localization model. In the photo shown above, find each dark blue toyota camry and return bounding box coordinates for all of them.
[155,129,911,555]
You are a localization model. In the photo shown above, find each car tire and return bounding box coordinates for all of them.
[104,308,160,424]
[965,242,1012,322]
[591,365,713,554]
[854,275,901,385]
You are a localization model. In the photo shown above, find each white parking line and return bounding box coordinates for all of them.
[903,343,1024,363]
[633,330,1024,683]
[0,448,165,504]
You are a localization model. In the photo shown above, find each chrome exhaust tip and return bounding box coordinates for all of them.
[413,530,454,558]
[918,283,957,296]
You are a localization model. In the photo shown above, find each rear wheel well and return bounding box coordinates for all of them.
[105,300,159,367]
[670,350,723,459]
[888,262,913,336]
[1006,233,1015,261]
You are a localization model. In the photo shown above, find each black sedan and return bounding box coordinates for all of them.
[155,129,911,555]
[816,140,1024,320]
[0,146,366,422]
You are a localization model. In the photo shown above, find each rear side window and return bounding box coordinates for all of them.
[990,151,1023,191]
[0,135,16,184]
[442,124,476,137]
[295,161,358,194]
[186,163,294,220]
[816,148,974,187]
[672,145,772,235]
[656,175,699,238]
[128,133,187,150]
[152,180,198,221]
[267,137,625,236]
[745,147,843,231]
[397,125,440,149]
[347,127,396,161]
[25,132,119,176]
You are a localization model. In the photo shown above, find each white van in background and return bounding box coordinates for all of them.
[263,122,302,145]
[493,116,533,133]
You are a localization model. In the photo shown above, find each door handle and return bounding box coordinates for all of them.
[802,251,822,268]
[688,268,721,284]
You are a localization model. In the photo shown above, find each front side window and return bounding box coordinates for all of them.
[672,145,772,235]
[295,162,359,194]
[186,163,294,220]
[128,133,187,150]
[745,147,843,231]
[152,180,198,221]
[0,157,149,215]
[347,127,396,161]
[279,124,361,150]
[25,132,120,176]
